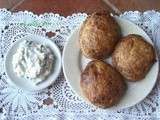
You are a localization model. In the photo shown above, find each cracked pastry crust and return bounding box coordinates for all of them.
[79,11,121,60]
[112,34,156,81]
[80,60,126,108]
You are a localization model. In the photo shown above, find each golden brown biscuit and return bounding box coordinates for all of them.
[112,34,156,81]
[79,11,121,60]
[80,60,126,108]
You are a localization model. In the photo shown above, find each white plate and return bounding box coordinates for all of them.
[62,17,159,110]
[5,34,62,91]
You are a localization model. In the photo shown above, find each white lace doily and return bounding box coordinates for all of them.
[0,8,160,120]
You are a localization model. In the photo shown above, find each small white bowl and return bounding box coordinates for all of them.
[5,34,62,91]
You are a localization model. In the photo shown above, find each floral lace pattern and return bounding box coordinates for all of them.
[0,8,160,120]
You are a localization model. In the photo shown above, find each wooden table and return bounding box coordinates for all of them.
[0,0,160,16]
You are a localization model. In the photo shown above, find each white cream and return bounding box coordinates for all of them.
[12,40,54,85]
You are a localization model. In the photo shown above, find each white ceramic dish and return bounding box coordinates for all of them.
[5,34,62,91]
[62,16,159,110]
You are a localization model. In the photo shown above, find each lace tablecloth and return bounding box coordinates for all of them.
[0,8,160,120]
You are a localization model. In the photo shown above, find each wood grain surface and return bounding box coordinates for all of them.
[0,0,160,15]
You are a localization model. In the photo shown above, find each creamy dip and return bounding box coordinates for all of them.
[12,40,54,85]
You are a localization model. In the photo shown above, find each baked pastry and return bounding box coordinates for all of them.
[79,11,121,60]
[112,34,156,81]
[80,60,126,108]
